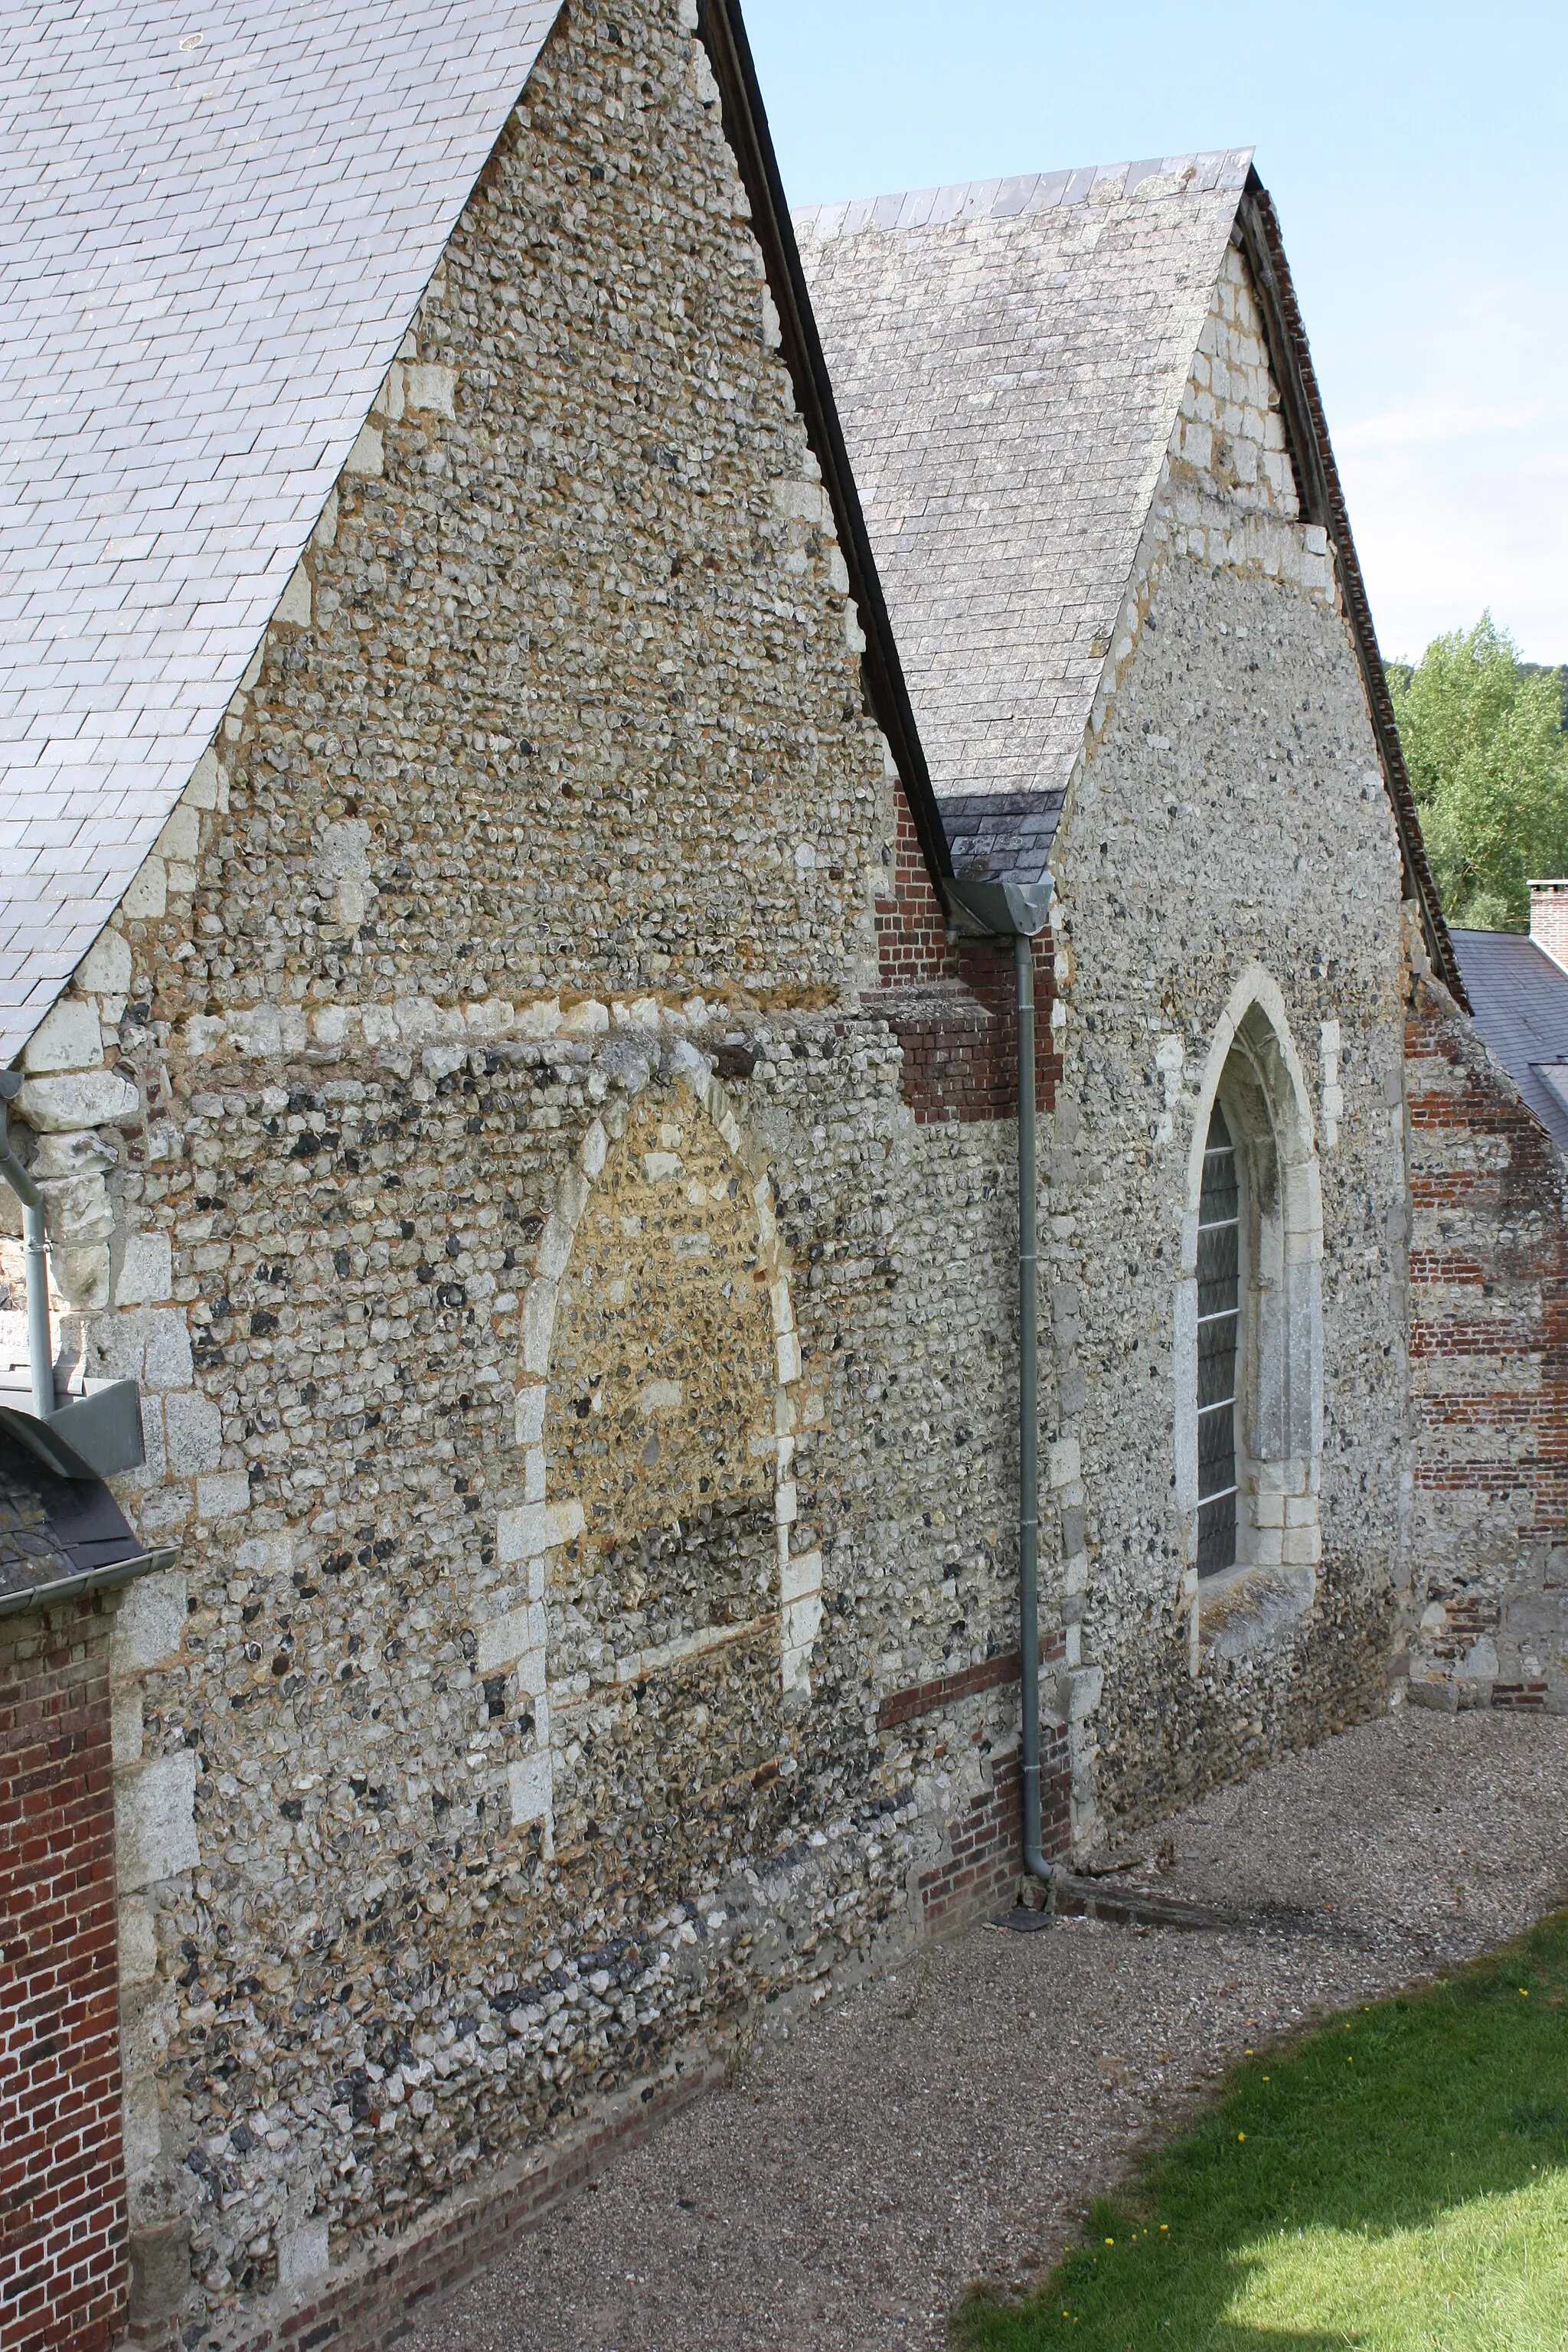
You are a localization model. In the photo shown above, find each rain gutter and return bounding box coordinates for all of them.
[945,875,1055,1885]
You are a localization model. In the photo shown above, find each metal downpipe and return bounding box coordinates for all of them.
[1014,932,1052,1886]
[0,1076,54,1425]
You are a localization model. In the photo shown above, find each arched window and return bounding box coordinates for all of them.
[1196,1103,1240,1576]
[1177,975,1323,1650]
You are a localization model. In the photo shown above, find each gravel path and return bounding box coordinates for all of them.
[407,1708,1568,2352]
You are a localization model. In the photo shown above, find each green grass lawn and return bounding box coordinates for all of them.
[956,1911,1568,2351]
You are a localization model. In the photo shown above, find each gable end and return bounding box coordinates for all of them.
[1235,175,1465,1008]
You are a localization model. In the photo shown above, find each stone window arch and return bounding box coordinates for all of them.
[1175,970,1323,1661]
[481,1043,816,1863]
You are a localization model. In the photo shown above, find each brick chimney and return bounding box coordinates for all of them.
[1529,881,1568,972]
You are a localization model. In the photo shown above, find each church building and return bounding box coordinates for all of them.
[0,5,1514,2350]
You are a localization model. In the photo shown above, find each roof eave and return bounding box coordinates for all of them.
[1235,172,1468,1011]
[696,0,952,889]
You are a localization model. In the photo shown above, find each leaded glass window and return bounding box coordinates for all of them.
[1196,1102,1240,1576]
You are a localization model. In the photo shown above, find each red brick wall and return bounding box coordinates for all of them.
[915,1736,1072,1936]
[0,1602,128,2352]
[1405,981,1568,1707]
[874,781,1058,1123]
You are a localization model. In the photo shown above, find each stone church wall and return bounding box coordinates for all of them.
[1404,976,1568,1710]
[1040,237,1411,1841]
[2,5,1048,2343]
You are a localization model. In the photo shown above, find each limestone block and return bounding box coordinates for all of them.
[276,2218,331,2292]
[1051,1664,1103,1724]
[196,1470,250,1521]
[142,1310,194,1390]
[34,1126,116,1181]
[1047,1436,1081,1490]
[477,1601,547,1675]
[344,422,383,475]
[118,1894,158,1988]
[512,1387,547,1448]
[23,997,103,1074]
[116,1751,199,1889]
[508,1750,552,1830]
[113,1230,174,1306]
[127,2218,190,2331]
[112,1687,144,1766]
[782,1589,822,1654]
[122,2076,162,2173]
[164,1390,222,1475]
[17,1069,138,1132]
[228,1004,309,1059]
[113,1568,188,1675]
[56,1245,110,1309]
[121,856,167,920]
[772,479,825,525]
[77,928,132,997]
[185,749,223,809]
[405,362,456,415]
[41,1169,114,1249]
[1457,1635,1498,1680]
[155,802,200,863]
[780,1549,821,1606]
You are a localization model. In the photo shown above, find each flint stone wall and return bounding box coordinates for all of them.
[3,5,1040,2341]
[1041,237,1412,1840]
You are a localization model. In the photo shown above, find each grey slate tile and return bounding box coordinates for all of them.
[795,152,1249,883]
[0,0,564,1057]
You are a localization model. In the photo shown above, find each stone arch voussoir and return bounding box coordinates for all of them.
[484,1040,815,1849]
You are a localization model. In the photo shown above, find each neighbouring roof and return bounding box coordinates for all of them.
[1450,930,1568,1155]
[0,1426,168,1615]
[795,155,1255,876]
[795,158,1466,1004]
[0,0,561,1059]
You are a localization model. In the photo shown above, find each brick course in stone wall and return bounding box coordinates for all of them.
[0,1600,127,2352]
[1405,978,1568,1711]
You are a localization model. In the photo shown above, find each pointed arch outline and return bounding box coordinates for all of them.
[483,1040,815,1851]
[1174,965,1325,1662]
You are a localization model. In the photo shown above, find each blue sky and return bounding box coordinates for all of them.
[744,0,1567,668]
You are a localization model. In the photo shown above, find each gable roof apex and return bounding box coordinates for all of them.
[793,148,1255,245]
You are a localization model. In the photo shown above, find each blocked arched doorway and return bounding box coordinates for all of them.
[492,1050,818,1902]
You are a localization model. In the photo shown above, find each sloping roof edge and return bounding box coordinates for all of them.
[1235,173,1467,1010]
[697,0,952,890]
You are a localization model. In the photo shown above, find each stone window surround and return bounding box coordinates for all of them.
[485,1040,818,1856]
[1174,966,1324,1668]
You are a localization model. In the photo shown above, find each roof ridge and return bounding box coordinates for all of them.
[792,149,1254,241]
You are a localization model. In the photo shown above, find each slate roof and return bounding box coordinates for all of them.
[795,154,1254,880]
[0,1424,163,1614]
[0,0,562,1061]
[1450,930,1568,1156]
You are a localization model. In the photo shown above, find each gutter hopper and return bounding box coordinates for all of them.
[944,876,1054,940]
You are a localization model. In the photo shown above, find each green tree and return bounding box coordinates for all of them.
[1388,614,1568,931]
